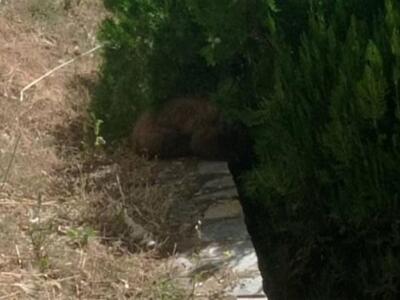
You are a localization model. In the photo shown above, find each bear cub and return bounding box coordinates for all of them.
[131,97,230,160]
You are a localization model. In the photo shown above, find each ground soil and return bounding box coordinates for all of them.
[0,1,192,298]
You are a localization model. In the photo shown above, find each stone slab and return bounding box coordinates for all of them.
[198,161,231,176]
[194,241,267,298]
[202,176,237,191]
[203,200,243,220]
[197,241,257,269]
[229,248,259,272]
[229,276,266,298]
[164,159,267,299]
[193,188,239,202]
[201,217,250,242]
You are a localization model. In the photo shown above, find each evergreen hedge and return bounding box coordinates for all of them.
[248,1,400,298]
[93,0,400,298]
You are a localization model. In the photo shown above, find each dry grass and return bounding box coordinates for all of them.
[0,1,189,299]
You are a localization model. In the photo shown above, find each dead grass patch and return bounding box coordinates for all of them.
[0,1,191,298]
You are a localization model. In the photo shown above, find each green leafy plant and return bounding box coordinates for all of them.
[89,113,106,147]
[67,226,96,248]
[94,0,400,298]
[28,194,53,272]
[245,0,400,298]
[91,0,276,142]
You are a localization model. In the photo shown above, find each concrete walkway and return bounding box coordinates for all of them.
[167,161,267,299]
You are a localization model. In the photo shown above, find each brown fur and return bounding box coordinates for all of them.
[190,126,224,160]
[132,111,191,158]
[131,97,224,159]
[157,97,219,135]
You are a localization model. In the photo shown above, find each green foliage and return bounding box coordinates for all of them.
[93,0,208,141]
[246,0,400,298]
[94,0,400,298]
[67,226,96,248]
[92,0,276,141]
[29,194,53,272]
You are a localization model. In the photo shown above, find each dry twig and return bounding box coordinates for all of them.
[0,134,21,191]
[19,44,103,102]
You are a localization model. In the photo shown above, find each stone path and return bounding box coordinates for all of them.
[167,161,267,299]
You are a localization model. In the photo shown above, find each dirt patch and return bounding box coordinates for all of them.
[0,1,191,299]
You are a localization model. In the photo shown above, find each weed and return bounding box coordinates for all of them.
[28,0,62,23]
[0,134,20,192]
[151,277,187,300]
[63,0,81,11]
[66,226,96,248]
[28,194,53,272]
[90,112,106,148]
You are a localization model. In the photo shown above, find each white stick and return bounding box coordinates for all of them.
[19,44,103,102]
